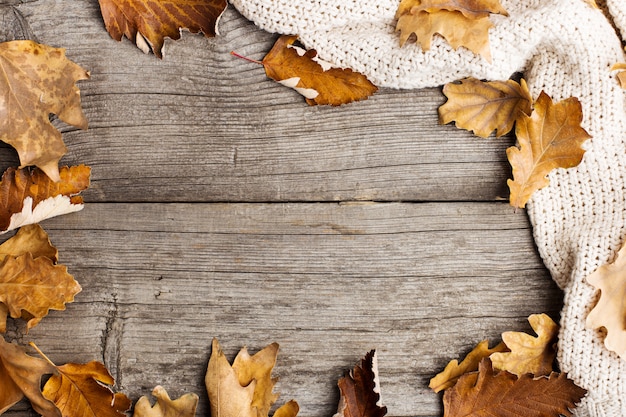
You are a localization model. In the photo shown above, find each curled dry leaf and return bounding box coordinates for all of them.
[98,0,227,58]
[334,350,387,417]
[0,165,90,234]
[507,91,591,209]
[255,35,377,106]
[0,41,89,182]
[585,241,626,358]
[429,339,508,393]
[133,385,198,417]
[439,77,532,138]
[611,63,626,89]
[0,224,58,263]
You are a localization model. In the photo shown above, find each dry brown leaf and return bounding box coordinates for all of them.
[507,91,591,209]
[258,35,378,106]
[584,0,599,7]
[133,385,198,417]
[98,0,227,58]
[0,165,90,234]
[429,340,508,392]
[443,359,586,417]
[405,0,508,18]
[334,350,387,417]
[231,342,279,417]
[0,224,57,264]
[439,78,532,138]
[490,313,558,376]
[586,241,626,358]
[611,63,626,89]
[0,337,60,417]
[0,41,89,181]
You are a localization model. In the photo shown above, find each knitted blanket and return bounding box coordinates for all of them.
[227,0,626,415]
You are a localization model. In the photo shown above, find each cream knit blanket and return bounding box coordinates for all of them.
[227,0,626,415]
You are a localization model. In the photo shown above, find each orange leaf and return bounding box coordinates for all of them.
[507,91,591,209]
[439,78,532,138]
[443,359,586,417]
[98,0,227,58]
[335,350,387,417]
[0,41,89,181]
[611,62,626,89]
[260,35,378,106]
[133,386,198,417]
[0,224,58,264]
[0,165,90,233]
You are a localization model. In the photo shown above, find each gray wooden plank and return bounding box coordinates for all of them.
[4,202,560,417]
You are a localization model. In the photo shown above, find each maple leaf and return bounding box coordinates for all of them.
[507,91,591,209]
[0,337,60,417]
[443,359,586,417]
[133,385,198,417]
[0,41,89,182]
[611,63,626,89]
[439,78,532,138]
[334,350,387,417]
[429,339,508,392]
[405,0,508,19]
[0,165,90,234]
[586,241,626,359]
[237,35,377,106]
[98,0,227,58]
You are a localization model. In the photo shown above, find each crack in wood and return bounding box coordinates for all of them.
[0,4,37,42]
[102,293,124,390]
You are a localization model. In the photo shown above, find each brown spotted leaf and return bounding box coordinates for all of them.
[443,359,586,417]
[507,91,590,209]
[133,386,198,417]
[98,0,227,58]
[334,350,387,417]
[259,35,377,106]
[0,41,89,181]
[0,165,90,233]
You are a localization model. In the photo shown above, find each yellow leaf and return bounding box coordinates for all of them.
[0,41,89,181]
[403,0,508,19]
[507,91,591,209]
[133,386,198,417]
[232,343,279,417]
[0,224,58,264]
[490,314,558,376]
[439,78,532,138]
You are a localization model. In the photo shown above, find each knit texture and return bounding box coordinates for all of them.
[228,0,626,415]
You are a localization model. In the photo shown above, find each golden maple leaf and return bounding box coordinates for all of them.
[490,314,558,376]
[133,386,198,417]
[0,41,89,181]
[98,0,227,58]
[334,350,387,417]
[439,78,532,138]
[586,242,626,359]
[507,91,591,209]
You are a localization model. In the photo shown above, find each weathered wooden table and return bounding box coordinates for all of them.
[3,1,562,416]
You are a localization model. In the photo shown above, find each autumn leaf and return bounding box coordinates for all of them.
[98,0,227,58]
[611,62,626,89]
[133,385,198,417]
[0,165,90,233]
[0,41,89,182]
[585,241,626,359]
[231,342,279,417]
[404,0,508,19]
[507,91,591,209]
[429,339,508,392]
[0,337,60,417]
[236,35,377,106]
[334,350,387,417]
[443,359,586,417]
[0,224,57,263]
[439,78,532,138]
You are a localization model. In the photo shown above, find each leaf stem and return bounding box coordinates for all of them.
[29,341,56,367]
[230,51,263,65]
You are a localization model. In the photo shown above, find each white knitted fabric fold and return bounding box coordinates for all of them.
[228,0,626,414]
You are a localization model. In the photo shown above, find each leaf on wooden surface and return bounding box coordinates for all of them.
[133,385,198,417]
[586,241,626,359]
[395,0,507,61]
[443,359,586,417]
[0,224,57,264]
[490,313,558,376]
[231,342,279,417]
[0,41,89,181]
[98,0,227,58]
[429,340,508,392]
[611,63,626,89]
[507,91,590,209]
[0,165,90,234]
[0,337,60,417]
[334,350,387,417]
[249,35,377,106]
[439,78,532,138]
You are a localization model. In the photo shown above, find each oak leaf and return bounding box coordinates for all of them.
[585,241,626,359]
[0,337,60,417]
[334,350,387,417]
[0,224,57,264]
[254,35,377,106]
[0,41,89,182]
[443,359,586,417]
[507,91,590,209]
[439,78,532,138]
[98,0,227,58]
[133,385,198,417]
[429,339,508,392]
[0,165,90,234]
